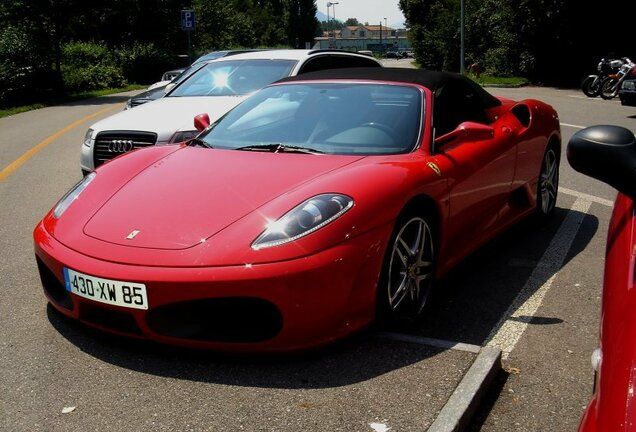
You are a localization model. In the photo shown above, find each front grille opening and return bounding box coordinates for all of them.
[146,297,283,343]
[36,257,73,311]
[81,303,142,336]
[93,130,158,168]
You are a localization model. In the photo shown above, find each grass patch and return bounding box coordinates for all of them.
[469,74,529,87]
[0,84,147,119]
[398,61,529,87]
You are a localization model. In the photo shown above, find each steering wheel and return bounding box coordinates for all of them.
[359,122,396,136]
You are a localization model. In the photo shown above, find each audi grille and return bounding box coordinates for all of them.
[93,131,158,168]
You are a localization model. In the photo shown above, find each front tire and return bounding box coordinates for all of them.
[377,214,436,324]
[581,76,600,97]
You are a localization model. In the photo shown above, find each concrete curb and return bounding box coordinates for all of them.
[426,346,502,432]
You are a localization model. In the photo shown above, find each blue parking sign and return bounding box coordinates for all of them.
[181,10,196,31]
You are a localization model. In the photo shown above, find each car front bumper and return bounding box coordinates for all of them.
[33,220,392,353]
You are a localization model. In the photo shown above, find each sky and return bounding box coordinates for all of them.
[318,0,406,29]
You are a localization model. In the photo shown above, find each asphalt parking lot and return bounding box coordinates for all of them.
[1,81,633,431]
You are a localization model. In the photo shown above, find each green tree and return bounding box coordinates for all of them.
[0,0,59,103]
[466,0,519,76]
[288,0,319,48]
[399,0,460,71]
[399,0,635,85]
[193,0,289,51]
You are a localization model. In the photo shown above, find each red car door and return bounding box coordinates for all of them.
[426,79,518,268]
[435,121,517,269]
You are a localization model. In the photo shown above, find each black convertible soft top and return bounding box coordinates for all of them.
[277,67,502,109]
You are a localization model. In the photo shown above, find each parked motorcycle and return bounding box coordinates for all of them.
[600,58,636,99]
[581,58,624,97]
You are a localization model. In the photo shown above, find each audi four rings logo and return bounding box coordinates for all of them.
[108,139,134,153]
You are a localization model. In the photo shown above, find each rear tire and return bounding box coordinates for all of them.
[536,144,559,220]
[600,78,618,99]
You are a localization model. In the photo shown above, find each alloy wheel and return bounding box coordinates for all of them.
[540,148,559,215]
[386,216,435,317]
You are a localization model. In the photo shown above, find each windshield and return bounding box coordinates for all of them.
[199,83,423,155]
[170,63,206,85]
[193,51,229,64]
[167,59,296,97]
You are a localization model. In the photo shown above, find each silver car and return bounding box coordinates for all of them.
[81,49,382,175]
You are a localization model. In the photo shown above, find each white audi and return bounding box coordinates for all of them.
[80,49,382,175]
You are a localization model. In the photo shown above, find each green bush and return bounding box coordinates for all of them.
[62,41,113,67]
[115,42,173,84]
[483,47,515,77]
[61,41,126,92]
[0,25,51,107]
[61,64,126,92]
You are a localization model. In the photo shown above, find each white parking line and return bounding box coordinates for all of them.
[385,187,609,358]
[567,95,608,101]
[559,186,614,207]
[486,198,591,359]
[378,332,482,354]
[560,122,586,129]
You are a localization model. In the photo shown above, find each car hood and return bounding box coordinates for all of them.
[93,96,247,142]
[82,147,365,250]
[131,86,166,100]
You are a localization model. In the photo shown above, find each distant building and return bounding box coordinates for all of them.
[315,24,411,54]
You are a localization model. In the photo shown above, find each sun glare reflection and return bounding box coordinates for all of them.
[212,72,230,89]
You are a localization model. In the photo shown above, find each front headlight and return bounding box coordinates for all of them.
[252,194,354,250]
[83,128,94,147]
[53,172,96,219]
[170,130,199,143]
[124,99,132,110]
[623,81,636,91]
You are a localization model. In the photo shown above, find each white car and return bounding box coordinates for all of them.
[145,68,187,91]
[81,49,382,175]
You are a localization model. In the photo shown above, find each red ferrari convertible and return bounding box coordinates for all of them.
[34,68,561,352]
[568,125,636,432]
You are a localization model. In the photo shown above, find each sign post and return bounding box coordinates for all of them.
[180,10,196,64]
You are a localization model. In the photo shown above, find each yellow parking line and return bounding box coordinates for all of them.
[0,105,119,182]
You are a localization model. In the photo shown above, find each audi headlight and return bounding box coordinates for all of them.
[623,81,636,91]
[83,128,94,147]
[53,172,96,219]
[170,130,199,143]
[252,194,354,250]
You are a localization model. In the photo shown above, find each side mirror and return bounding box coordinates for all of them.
[435,122,494,147]
[164,83,176,94]
[194,113,211,132]
[567,125,636,200]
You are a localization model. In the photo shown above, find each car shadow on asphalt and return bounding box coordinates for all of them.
[412,205,599,346]
[46,304,454,389]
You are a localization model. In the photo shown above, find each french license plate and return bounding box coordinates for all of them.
[63,268,148,310]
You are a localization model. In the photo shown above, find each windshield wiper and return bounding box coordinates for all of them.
[187,137,212,148]
[235,143,323,154]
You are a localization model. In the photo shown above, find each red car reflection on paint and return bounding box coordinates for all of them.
[34,68,561,352]
[569,125,636,431]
